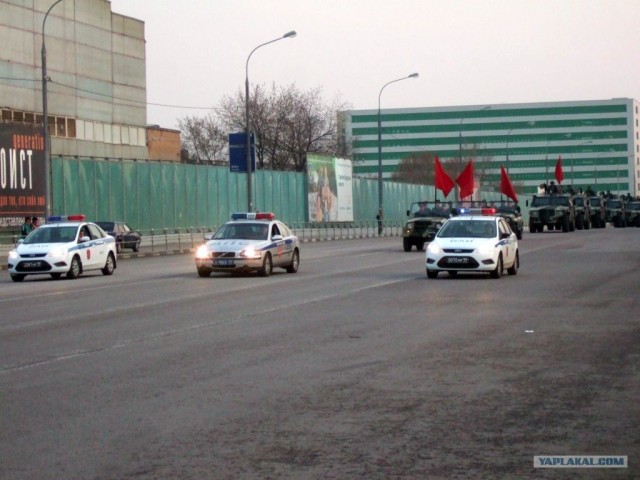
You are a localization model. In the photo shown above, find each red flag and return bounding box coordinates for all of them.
[500,165,518,202]
[555,156,564,184]
[456,160,475,199]
[434,155,455,197]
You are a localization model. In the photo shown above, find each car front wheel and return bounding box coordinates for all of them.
[286,249,299,273]
[10,274,25,282]
[67,256,81,279]
[490,255,503,279]
[197,268,211,278]
[102,253,116,275]
[258,253,273,277]
[426,269,438,279]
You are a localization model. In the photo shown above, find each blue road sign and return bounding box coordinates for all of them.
[229,132,256,173]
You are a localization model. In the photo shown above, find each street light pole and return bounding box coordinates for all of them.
[245,30,296,212]
[572,140,592,190]
[377,72,418,232]
[42,0,64,218]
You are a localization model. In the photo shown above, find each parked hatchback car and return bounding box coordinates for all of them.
[95,221,141,252]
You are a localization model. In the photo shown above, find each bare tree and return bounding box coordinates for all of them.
[391,151,437,184]
[177,115,227,164]
[179,83,350,171]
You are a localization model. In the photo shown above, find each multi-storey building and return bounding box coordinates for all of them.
[1,0,148,159]
[341,98,640,197]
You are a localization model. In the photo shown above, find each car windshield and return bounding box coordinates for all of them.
[574,198,584,206]
[96,222,115,231]
[531,196,570,207]
[409,202,452,218]
[23,226,78,244]
[438,220,496,239]
[607,200,622,208]
[590,198,602,206]
[212,222,269,240]
[626,202,640,209]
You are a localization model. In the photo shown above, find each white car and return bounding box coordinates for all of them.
[195,212,300,277]
[425,209,519,279]
[8,215,117,282]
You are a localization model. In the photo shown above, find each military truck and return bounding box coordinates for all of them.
[588,196,607,229]
[605,198,627,228]
[572,195,592,230]
[402,201,453,251]
[528,193,575,233]
[624,200,640,227]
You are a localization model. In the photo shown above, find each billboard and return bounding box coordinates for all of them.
[307,153,353,222]
[0,123,46,228]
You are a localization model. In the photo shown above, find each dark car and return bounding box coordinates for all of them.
[96,221,141,252]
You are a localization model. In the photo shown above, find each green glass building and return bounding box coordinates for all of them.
[341,98,639,197]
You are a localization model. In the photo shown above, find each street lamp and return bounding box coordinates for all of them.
[377,72,418,232]
[570,140,592,189]
[42,0,64,218]
[245,30,296,212]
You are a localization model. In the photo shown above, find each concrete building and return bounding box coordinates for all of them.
[0,0,148,159]
[341,98,640,197]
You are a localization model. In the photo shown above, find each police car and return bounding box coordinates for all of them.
[7,215,117,282]
[195,212,300,277]
[425,208,519,279]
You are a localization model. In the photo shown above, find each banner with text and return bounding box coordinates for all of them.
[0,123,46,228]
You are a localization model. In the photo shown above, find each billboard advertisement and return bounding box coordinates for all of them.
[307,153,353,222]
[0,123,46,228]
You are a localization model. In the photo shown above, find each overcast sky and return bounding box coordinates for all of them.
[109,0,640,130]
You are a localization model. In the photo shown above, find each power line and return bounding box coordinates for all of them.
[0,75,222,111]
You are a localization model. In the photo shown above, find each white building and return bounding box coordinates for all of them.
[0,0,148,159]
[341,98,640,197]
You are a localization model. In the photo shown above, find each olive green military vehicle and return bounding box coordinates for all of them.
[402,201,454,251]
[605,198,627,228]
[528,194,575,233]
[572,195,592,230]
[588,196,607,229]
[624,200,640,227]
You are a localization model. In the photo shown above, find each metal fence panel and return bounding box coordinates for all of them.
[50,157,506,231]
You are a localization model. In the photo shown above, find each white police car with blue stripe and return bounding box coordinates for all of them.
[425,208,519,279]
[195,212,300,277]
[8,215,117,282]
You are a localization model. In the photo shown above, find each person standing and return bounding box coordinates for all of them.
[32,216,40,229]
[21,216,33,238]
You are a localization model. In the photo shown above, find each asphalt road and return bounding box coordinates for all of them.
[1,229,639,479]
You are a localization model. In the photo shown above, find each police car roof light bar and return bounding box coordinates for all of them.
[459,207,496,216]
[231,212,275,220]
[46,214,86,223]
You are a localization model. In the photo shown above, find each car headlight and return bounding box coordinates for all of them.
[427,242,443,255]
[8,250,18,260]
[476,244,495,256]
[195,245,210,259]
[49,246,68,259]
[239,247,261,259]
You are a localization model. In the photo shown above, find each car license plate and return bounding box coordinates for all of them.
[214,259,234,266]
[22,261,42,269]
[447,257,468,264]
